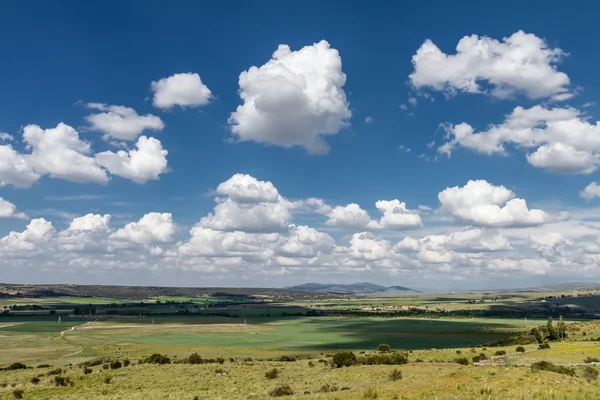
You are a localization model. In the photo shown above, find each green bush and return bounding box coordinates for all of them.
[109,360,122,370]
[361,353,408,366]
[583,366,599,382]
[188,353,203,364]
[54,376,73,387]
[47,368,63,376]
[216,357,225,364]
[12,389,24,399]
[377,343,391,352]
[454,357,469,365]
[265,368,279,379]
[516,346,526,353]
[332,352,357,368]
[388,368,402,381]
[5,363,27,371]
[142,353,171,364]
[584,357,600,363]
[277,355,296,362]
[36,364,52,368]
[104,377,111,384]
[531,361,575,376]
[83,367,92,375]
[269,385,294,397]
[494,350,506,356]
[472,356,481,363]
[123,359,131,367]
[31,377,40,384]
[82,359,103,367]
[538,343,551,350]
[478,353,488,361]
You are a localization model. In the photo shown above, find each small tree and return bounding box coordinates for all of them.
[557,316,567,339]
[377,343,391,352]
[332,351,357,368]
[546,317,558,341]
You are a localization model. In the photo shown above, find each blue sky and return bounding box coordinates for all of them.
[1,0,600,290]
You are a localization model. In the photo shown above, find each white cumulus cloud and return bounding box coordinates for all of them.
[95,136,169,184]
[151,72,212,109]
[410,30,570,100]
[581,182,600,200]
[228,40,351,154]
[0,198,28,219]
[112,212,176,244]
[438,180,553,227]
[439,106,600,174]
[86,103,164,141]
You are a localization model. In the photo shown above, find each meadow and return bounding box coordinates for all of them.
[1,291,599,399]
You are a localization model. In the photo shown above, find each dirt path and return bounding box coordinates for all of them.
[56,321,94,357]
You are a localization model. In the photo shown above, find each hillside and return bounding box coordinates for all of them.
[286,282,419,294]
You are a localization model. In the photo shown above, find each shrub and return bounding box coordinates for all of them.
[188,353,203,364]
[47,368,63,376]
[54,376,73,386]
[494,350,506,356]
[317,383,339,393]
[454,357,469,365]
[109,360,122,370]
[82,359,103,367]
[83,367,92,375]
[478,353,488,361]
[31,377,40,384]
[583,366,599,382]
[455,350,462,355]
[472,356,481,363]
[388,368,402,381]
[363,387,378,399]
[142,353,171,364]
[332,352,357,368]
[103,377,111,384]
[123,359,130,367]
[584,357,600,363]
[269,385,294,397]
[538,343,551,350]
[361,353,408,366]
[265,368,279,379]
[531,361,575,376]
[308,361,314,367]
[6,363,27,371]
[214,368,226,375]
[36,364,52,368]
[102,363,109,370]
[516,346,526,353]
[216,357,225,364]
[277,355,296,362]
[377,343,391,352]
[12,389,24,399]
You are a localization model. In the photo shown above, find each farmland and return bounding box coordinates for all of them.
[1,287,600,399]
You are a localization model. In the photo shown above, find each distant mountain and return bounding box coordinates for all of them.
[286,282,419,294]
[520,282,600,292]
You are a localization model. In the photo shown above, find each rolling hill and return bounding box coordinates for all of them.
[286,282,419,295]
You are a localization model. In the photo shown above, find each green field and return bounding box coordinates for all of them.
[1,293,600,399]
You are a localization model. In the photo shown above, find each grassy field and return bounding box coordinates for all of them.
[1,293,599,399]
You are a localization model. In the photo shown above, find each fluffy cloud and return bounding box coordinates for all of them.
[375,200,422,229]
[438,180,553,227]
[324,201,421,230]
[0,218,55,255]
[216,174,280,203]
[325,203,374,229]
[439,106,600,174]
[0,198,28,219]
[580,182,600,200]
[95,136,169,184]
[86,103,164,141]
[68,214,111,231]
[228,40,351,154]
[200,199,292,233]
[23,123,109,184]
[112,213,175,244]
[151,73,212,109]
[410,31,570,100]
